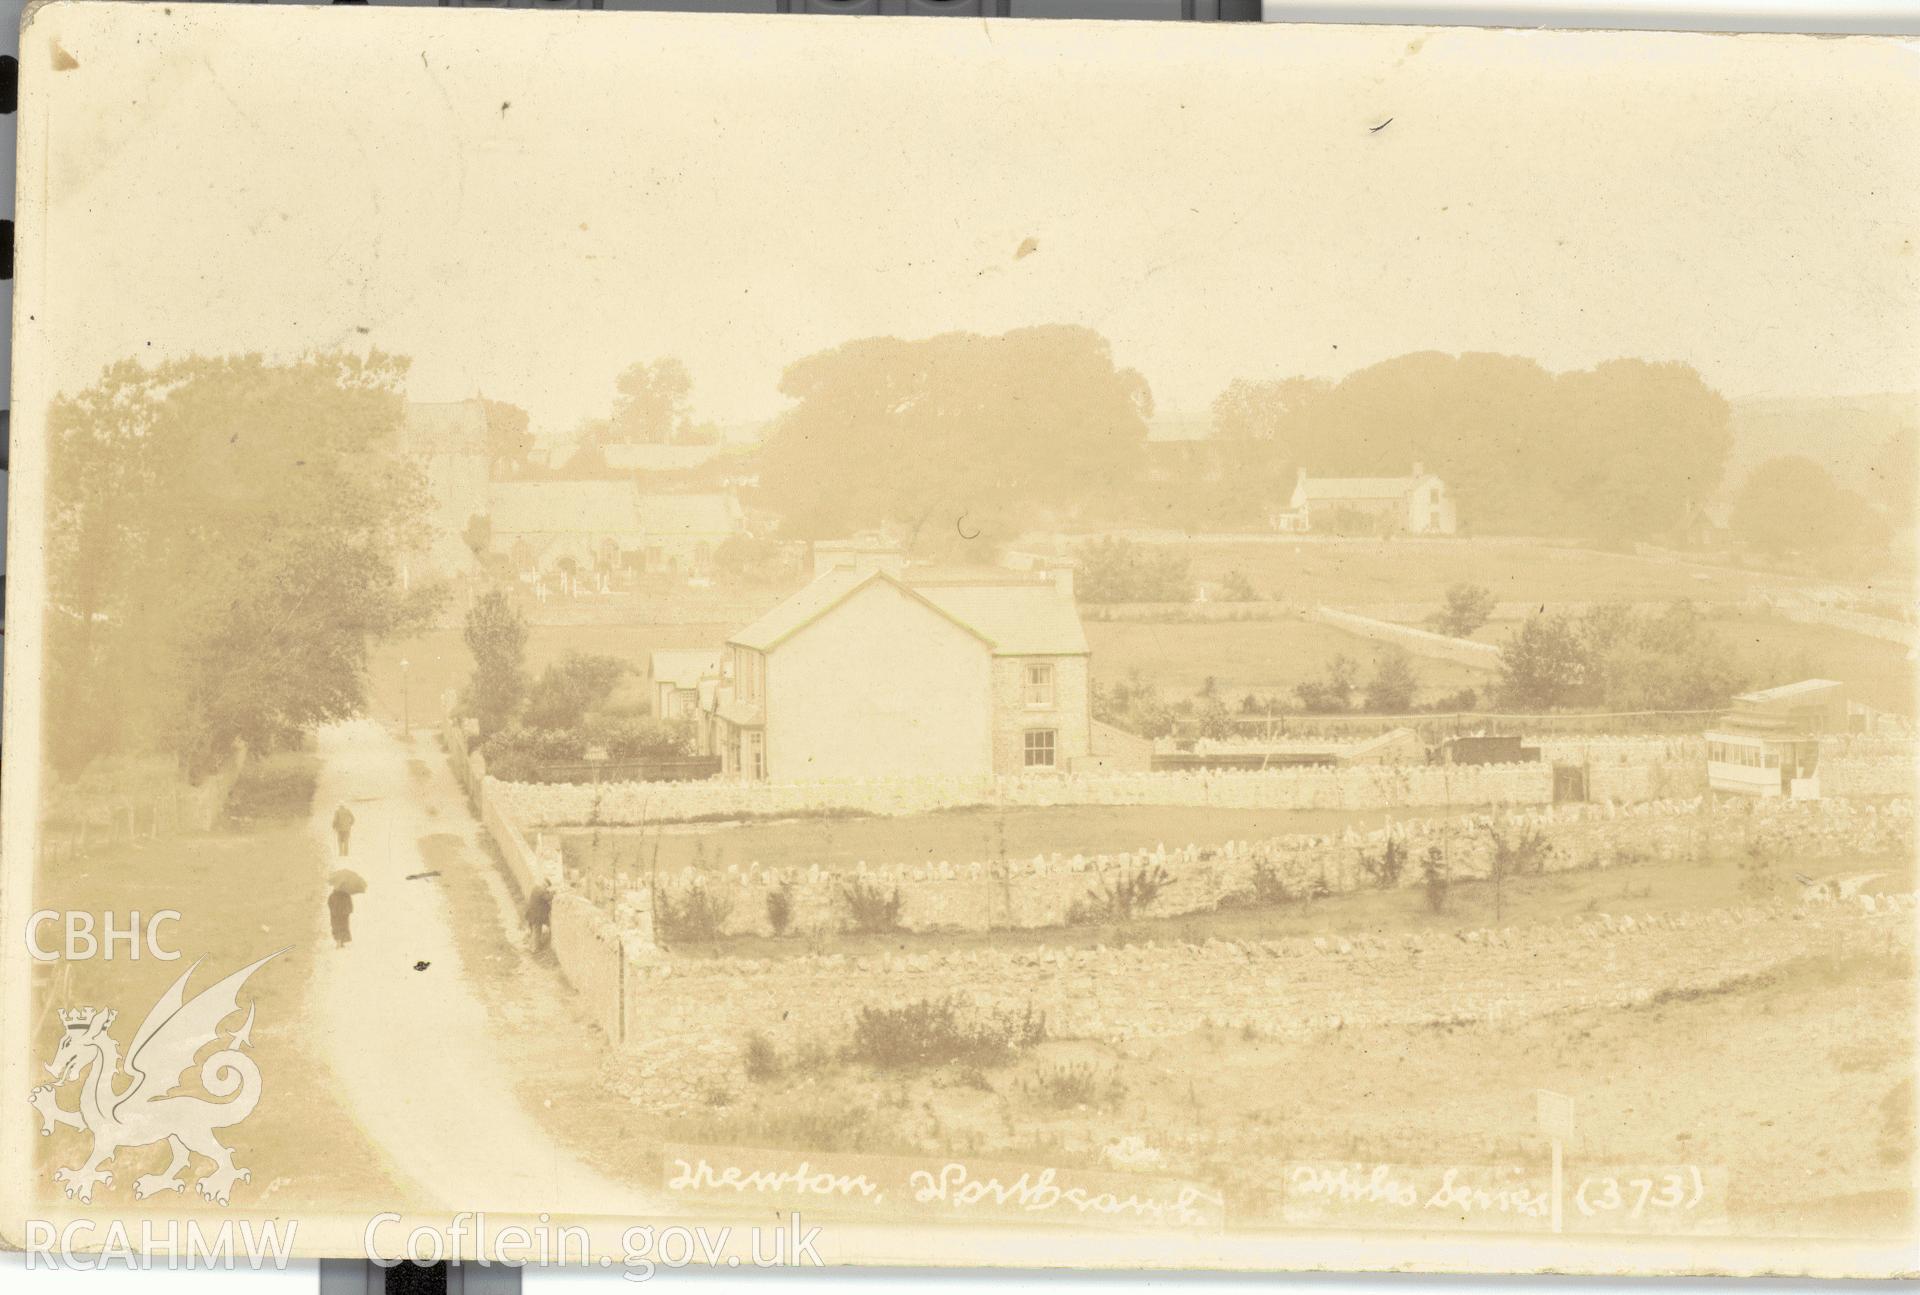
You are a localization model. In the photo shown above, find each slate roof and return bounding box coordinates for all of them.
[489,480,640,535]
[728,568,1087,656]
[1300,475,1431,503]
[636,493,740,537]
[650,649,719,690]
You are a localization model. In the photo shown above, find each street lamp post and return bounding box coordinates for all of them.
[399,658,411,737]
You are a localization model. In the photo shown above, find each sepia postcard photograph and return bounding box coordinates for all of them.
[2,1,1917,1279]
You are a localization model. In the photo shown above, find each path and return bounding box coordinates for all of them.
[310,718,659,1215]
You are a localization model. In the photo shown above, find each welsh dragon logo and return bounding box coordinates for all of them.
[29,952,283,1206]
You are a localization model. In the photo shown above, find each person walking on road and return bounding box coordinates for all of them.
[524,881,553,953]
[328,885,355,949]
[332,802,356,856]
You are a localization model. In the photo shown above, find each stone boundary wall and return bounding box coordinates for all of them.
[549,892,632,1043]
[498,761,1563,826]
[1826,756,1920,799]
[1311,606,1503,668]
[613,902,1912,1110]
[498,744,1914,829]
[594,797,1912,939]
[442,726,658,1028]
[1764,595,1919,648]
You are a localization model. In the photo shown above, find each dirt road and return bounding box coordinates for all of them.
[310,718,659,1216]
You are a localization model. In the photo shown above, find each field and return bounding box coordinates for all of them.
[366,543,1916,734]
[1086,617,1486,702]
[1167,536,1825,606]
[27,760,401,1211]
[666,945,1913,1235]
[600,851,1916,1238]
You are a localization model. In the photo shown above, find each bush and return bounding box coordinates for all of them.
[765,883,795,937]
[654,882,734,944]
[1434,583,1497,638]
[1022,1062,1123,1110]
[1248,857,1299,906]
[523,653,627,731]
[1074,537,1192,603]
[1421,846,1450,913]
[224,754,319,820]
[743,1031,782,1082]
[1359,837,1408,889]
[1739,838,1783,899]
[591,714,693,761]
[1069,860,1173,923]
[478,726,589,781]
[1220,569,1258,602]
[845,996,1046,1071]
[1485,822,1554,878]
[837,880,905,934]
[1294,654,1359,713]
[1363,650,1417,713]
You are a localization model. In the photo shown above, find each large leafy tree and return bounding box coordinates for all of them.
[609,357,694,445]
[461,589,531,738]
[758,325,1153,556]
[1207,351,1733,540]
[1495,602,1743,712]
[46,352,442,776]
[1731,454,1890,558]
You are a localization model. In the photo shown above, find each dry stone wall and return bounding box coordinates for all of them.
[585,797,1912,939]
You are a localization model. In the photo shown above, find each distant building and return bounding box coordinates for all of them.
[648,649,720,723]
[400,399,492,584]
[810,533,908,580]
[701,561,1090,781]
[600,443,723,474]
[486,481,742,588]
[1707,679,1861,798]
[1285,464,1458,535]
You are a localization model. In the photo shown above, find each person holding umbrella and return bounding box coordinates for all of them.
[329,869,367,949]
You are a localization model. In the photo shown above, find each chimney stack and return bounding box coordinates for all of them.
[1049,559,1076,604]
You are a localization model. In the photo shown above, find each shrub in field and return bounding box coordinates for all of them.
[1359,837,1409,889]
[1422,846,1451,913]
[654,882,734,944]
[1022,1062,1124,1110]
[838,880,905,934]
[1247,857,1300,906]
[1434,583,1497,638]
[1485,821,1554,878]
[766,882,795,936]
[845,996,1046,1072]
[743,1031,782,1082]
[1294,654,1359,713]
[1074,536,1192,603]
[1220,569,1258,602]
[1069,859,1173,923]
[224,755,318,820]
[1739,837,1783,899]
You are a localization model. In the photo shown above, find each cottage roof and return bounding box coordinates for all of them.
[489,480,640,535]
[403,400,489,456]
[1734,678,1844,705]
[650,649,719,690]
[728,568,1086,656]
[636,493,740,537]
[602,443,723,473]
[914,580,1089,656]
[1300,474,1432,503]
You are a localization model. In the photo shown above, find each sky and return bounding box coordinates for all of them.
[15,7,1920,439]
